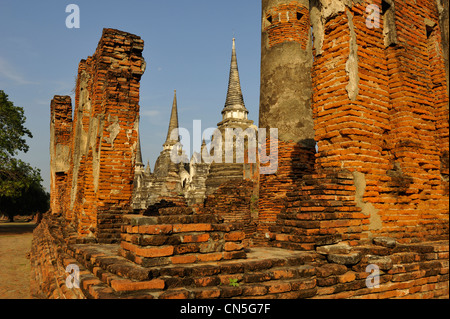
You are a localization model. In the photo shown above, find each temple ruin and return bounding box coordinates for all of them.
[31,0,449,299]
[132,38,257,210]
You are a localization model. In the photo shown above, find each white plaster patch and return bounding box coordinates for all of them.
[104,115,120,148]
[345,9,360,101]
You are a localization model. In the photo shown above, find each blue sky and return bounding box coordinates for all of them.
[0,0,262,192]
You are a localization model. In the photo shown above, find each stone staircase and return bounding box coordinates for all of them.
[32,213,448,299]
[63,243,321,299]
[61,203,322,299]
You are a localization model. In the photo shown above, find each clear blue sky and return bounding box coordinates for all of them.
[0,0,262,192]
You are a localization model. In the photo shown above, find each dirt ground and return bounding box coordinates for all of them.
[0,222,36,299]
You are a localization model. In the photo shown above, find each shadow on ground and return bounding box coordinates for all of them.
[0,222,37,235]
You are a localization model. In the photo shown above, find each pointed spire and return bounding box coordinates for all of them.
[223,38,248,115]
[164,89,180,147]
[136,135,143,165]
[145,160,151,174]
[135,119,144,172]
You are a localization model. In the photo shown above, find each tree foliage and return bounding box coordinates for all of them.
[0,170,49,221]
[0,90,32,158]
[0,90,49,221]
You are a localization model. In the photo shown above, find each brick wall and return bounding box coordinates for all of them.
[269,169,369,250]
[50,96,72,218]
[119,206,246,267]
[30,215,86,299]
[258,140,316,244]
[35,0,449,300]
[264,1,311,49]
[380,0,448,240]
[30,212,449,299]
[203,180,258,247]
[57,28,146,243]
[310,0,449,242]
[262,0,449,250]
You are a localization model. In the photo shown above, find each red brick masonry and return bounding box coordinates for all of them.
[33,0,449,299]
[30,213,448,299]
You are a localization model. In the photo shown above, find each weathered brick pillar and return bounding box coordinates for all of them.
[382,0,449,240]
[65,28,146,243]
[308,0,448,242]
[263,0,448,248]
[257,0,316,243]
[427,0,449,186]
[309,0,389,242]
[50,96,72,218]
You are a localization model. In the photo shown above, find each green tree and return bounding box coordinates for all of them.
[0,90,49,221]
[0,90,32,157]
[0,169,49,222]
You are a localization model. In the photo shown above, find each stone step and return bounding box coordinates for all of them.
[146,249,317,278]
[155,277,318,299]
[68,244,321,298]
[160,264,316,290]
[123,214,221,226]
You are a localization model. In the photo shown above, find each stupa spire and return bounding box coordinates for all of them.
[164,90,180,147]
[223,38,248,116]
[135,118,144,171]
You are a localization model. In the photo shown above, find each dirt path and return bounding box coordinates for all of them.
[0,222,36,299]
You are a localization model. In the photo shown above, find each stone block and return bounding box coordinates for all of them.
[316,242,352,255]
[327,252,362,266]
[373,237,397,249]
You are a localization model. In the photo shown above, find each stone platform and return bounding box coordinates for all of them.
[30,214,449,299]
[63,244,320,299]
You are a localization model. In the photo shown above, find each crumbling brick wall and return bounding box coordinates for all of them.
[258,141,316,244]
[30,214,86,299]
[264,0,311,49]
[203,180,258,246]
[120,206,246,267]
[50,28,146,243]
[262,0,449,249]
[310,0,449,242]
[34,0,448,300]
[30,211,449,299]
[270,169,369,250]
[50,96,73,218]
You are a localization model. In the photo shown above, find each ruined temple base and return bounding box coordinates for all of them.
[30,213,449,299]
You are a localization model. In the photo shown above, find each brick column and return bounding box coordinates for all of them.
[309,0,448,242]
[64,28,146,243]
[258,0,316,243]
[381,0,449,241]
